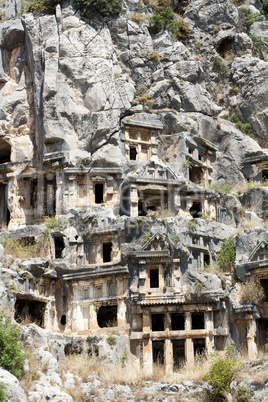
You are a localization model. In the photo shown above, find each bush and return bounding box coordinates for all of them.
[238,8,262,32]
[0,383,8,402]
[75,0,123,18]
[217,237,236,272]
[106,336,116,347]
[241,278,265,305]
[213,56,229,75]
[25,0,123,18]
[262,0,268,14]
[250,34,266,58]
[150,0,191,41]
[0,313,28,378]
[204,345,242,401]
[225,114,255,138]
[24,0,59,14]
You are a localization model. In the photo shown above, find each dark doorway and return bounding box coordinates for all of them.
[130,147,137,160]
[263,170,268,180]
[256,319,268,350]
[120,186,130,216]
[103,242,112,263]
[193,339,206,356]
[216,37,234,59]
[15,299,46,327]
[173,339,185,369]
[204,253,210,266]
[45,177,56,216]
[0,140,11,164]
[61,314,66,325]
[192,312,205,329]
[152,314,165,331]
[97,306,117,328]
[236,319,248,352]
[95,183,104,204]
[190,167,203,185]
[260,279,268,302]
[190,202,202,218]
[152,340,164,365]
[54,236,65,259]
[150,268,159,288]
[171,313,184,330]
[0,183,10,228]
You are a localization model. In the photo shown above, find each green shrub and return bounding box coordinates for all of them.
[262,0,268,14]
[238,8,262,32]
[204,345,242,401]
[225,114,255,138]
[150,0,191,41]
[213,56,229,75]
[235,384,254,402]
[217,237,236,273]
[24,0,59,14]
[209,183,234,194]
[0,313,28,378]
[250,34,266,58]
[0,382,8,402]
[106,336,116,347]
[75,0,123,18]
[241,278,265,305]
[25,0,123,17]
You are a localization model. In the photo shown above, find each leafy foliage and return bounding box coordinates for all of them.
[24,0,59,14]
[204,345,242,401]
[225,114,255,138]
[150,0,191,41]
[0,383,8,402]
[238,8,262,32]
[0,313,28,378]
[217,237,236,273]
[262,0,268,14]
[209,183,234,195]
[24,0,123,18]
[213,56,229,75]
[250,34,266,58]
[74,0,123,18]
[241,278,265,305]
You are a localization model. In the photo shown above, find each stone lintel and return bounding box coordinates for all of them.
[63,267,128,280]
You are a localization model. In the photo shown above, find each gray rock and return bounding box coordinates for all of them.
[0,368,27,402]
[0,20,24,51]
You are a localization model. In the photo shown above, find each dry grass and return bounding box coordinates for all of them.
[20,352,41,393]
[63,353,102,381]
[2,238,50,261]
[128,12,147,23]
[64,353,210,387]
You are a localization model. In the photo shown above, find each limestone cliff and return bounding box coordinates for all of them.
[0,0,268,400]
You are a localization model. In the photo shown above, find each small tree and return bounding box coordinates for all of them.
[217,237,236,272]
[0,313,28,378]
[204,345,242,401]
[241,278,265,305]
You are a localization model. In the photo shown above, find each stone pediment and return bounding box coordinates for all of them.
[129,156,180,182]
[249,241,268,263]
[142,233,170,252]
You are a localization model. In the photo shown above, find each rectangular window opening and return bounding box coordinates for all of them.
[171,313,184,330]
[192,312,205,330]
[172,339,185,370]
[193,338,206,357]
[54,236,65,259]
[150,268,159,288]
[152,340,164,365]
[103,242,112,263]
[152,314,165,331]
[95,183,104,204]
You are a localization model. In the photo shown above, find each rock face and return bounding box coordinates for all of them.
[0,0,268,399]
